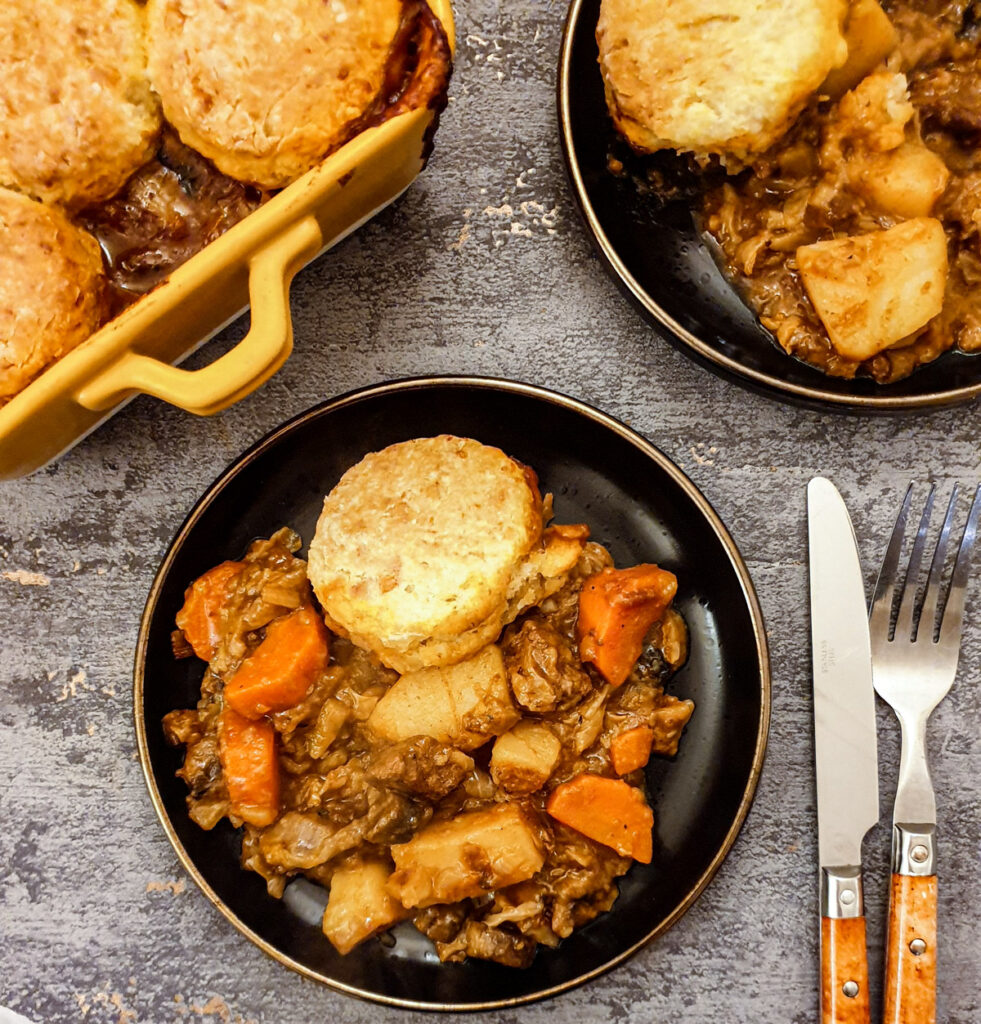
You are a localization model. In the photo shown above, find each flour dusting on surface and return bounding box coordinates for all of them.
[1,569,50,586]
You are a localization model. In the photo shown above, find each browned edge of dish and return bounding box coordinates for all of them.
[132,375,772,1011]
[557,0,981,411]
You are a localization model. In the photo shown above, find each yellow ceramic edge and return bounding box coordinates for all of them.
[0,0,455,479]
[77,215,327,416]
[434,0,455,50]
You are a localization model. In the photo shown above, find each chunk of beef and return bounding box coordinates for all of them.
[162,708,204,747]
[447,921,538,968]
[290,760,432,847]
[291,760,373,822]
[413,902,470,944]
[80,129,264,307]
[368,737,475,799]
[165,704,228,825]
[535,824,631,938]
[176,734,223,799]
[362,786,432,847]
[650,696,696,756]
[910,60,981,133]
[938,170,981,238]
[503,617,593,713]
[554,882,621,936]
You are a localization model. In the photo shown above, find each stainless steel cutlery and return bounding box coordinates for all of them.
[869,483,981,1024]
[808,477,879,1024]
[808,479,979,1024]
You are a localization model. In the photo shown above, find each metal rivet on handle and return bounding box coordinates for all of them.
[842,981,859,998]
[911,845,929,863]
[910,938,927,956]
[839,889,856,906]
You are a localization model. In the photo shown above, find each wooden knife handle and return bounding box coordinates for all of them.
[821,916,871,1024]
[883,873,937,1024]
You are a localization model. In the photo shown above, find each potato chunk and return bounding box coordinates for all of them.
[367,644,519,751]
[821,0,898,99]
[388,804,545,908]
[322,858,409,955]
[797,218,947,361]
[490,721,562,794]
[855,143,949,219]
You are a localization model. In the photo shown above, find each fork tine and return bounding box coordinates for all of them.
[871,483,914,641]
[920,486,959,641]
[896,485,935,641]
[938,483,981,648]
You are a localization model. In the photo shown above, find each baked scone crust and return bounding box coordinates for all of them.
[0,0,161,208]
[597,0,848,163]
[308,436,583,673]
[146,0,403,189]
[0,189,108,404]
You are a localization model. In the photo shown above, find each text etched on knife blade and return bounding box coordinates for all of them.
[820,639,836,675]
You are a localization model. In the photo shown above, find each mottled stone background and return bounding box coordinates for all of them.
[1,1,979,1021]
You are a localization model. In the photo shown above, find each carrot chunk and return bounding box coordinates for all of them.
[224,604,329,719]
[546,774,654,863]
[175,560,244,661]
[218,706,280,827]
[610,725,655,775]
[576,564,678,687]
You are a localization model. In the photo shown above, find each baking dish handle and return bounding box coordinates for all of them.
[77,215,324,416]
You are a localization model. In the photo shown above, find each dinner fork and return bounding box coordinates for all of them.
[869,482,981,1024]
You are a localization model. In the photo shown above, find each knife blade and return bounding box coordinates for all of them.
[807,477,879,1024]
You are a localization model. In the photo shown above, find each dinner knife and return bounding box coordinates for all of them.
[807,477,880,1024]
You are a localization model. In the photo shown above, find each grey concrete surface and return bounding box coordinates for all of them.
[1,1,979,1021]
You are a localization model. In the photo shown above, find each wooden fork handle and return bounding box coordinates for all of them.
[821,916,871,1024]
[883,872,937,1024]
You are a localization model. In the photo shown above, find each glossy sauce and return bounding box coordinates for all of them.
[77,0,451,318]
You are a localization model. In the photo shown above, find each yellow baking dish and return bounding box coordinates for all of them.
[0,0,454,481]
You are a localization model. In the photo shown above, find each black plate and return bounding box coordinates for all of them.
[135,377,770,1010]
[559,0,981,411]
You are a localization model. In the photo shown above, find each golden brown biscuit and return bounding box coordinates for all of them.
[0,189,108,404]
[146,0,403,189]
[0,0,160,208]
[597,0,848,164]
[307,436,585,673]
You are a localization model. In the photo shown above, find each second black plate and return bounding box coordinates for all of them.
[559,0,981,410]
[135,377,769,1010]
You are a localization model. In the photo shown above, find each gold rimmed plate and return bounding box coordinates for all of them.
[559,0,981,411]
[134,376,770,1009]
